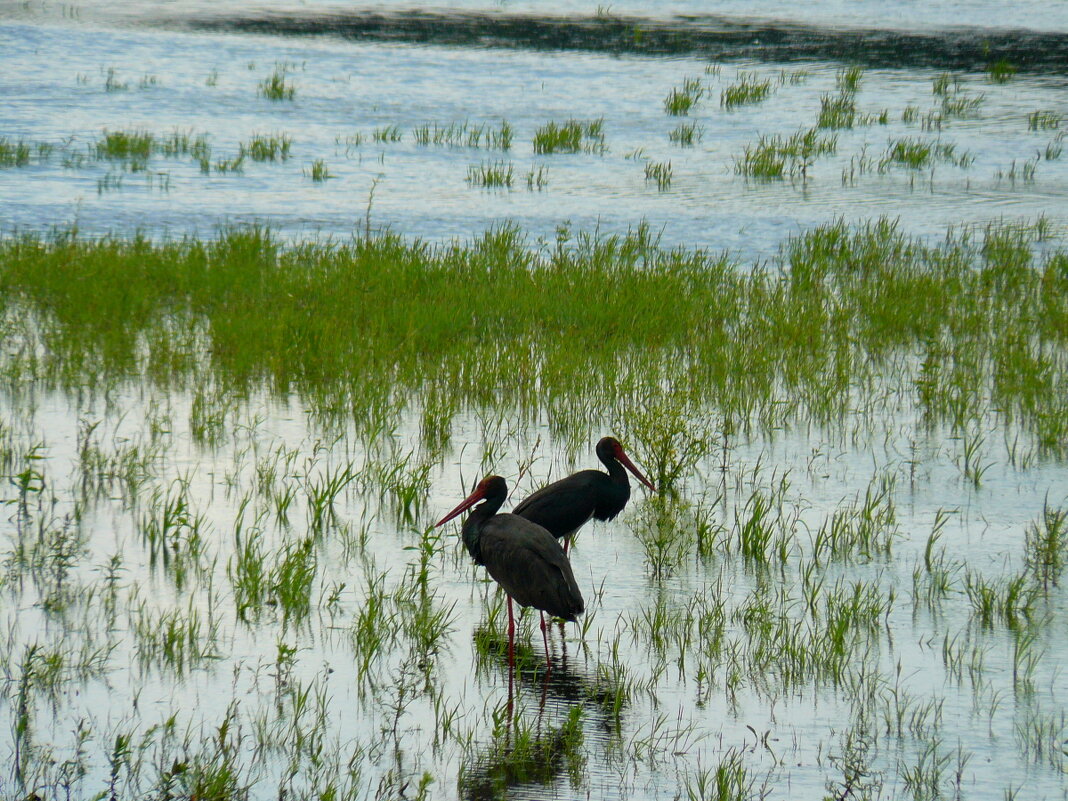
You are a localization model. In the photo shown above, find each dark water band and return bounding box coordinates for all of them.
[177,10,1068,74]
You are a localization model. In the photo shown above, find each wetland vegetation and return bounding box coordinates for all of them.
[2,4,1068,800]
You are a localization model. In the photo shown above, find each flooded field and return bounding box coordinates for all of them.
[1,4,1067,801]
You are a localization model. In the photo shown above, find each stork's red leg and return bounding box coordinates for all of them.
[507,595,516,667]
[540,612,552,671]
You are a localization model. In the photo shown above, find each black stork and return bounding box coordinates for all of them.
[435,475,584,666]
[512,436,656,551]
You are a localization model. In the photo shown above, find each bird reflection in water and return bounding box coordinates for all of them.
[461,627,589,801]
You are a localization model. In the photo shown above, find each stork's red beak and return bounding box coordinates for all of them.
[617,446,656,492]
[434,483,488,527]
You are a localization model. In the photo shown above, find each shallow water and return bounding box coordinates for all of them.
[2,6,1068,261]
[2,378,1067,799]
[2,4,1068,800]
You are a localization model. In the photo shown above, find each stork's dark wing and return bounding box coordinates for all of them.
[512,470,605,539]
[478,513,584,621]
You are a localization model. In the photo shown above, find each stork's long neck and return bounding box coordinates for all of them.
[461,496,503,565]
[602,453,629,486]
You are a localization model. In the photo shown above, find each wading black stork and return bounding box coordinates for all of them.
[513,436,656,551]
[435,475,584,666]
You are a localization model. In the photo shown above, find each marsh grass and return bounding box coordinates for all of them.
[533,118,605,154]
[96,129,154,162]
[413,120,513,150]
[736,128,837,180]
[818,93,857,129]
[721,74,772,109]
[669,122,702,146]
[1028,110,1061,131]
[213,154,245,174]
[467,161,514,188]
[157,130,211,162]
[240,133,292,162]
[459,705,584,798]
[882,138,972,170]
[0,138,32,168]
[1024,501,1068,590]
[664,77,705,116]
[1,215,1066,458]
[995,157,1039,183]
[372,125,403,143]
[644,160,672,190]
[941,92,985,118]
[812,475,897,562]
[836,66,863,92]
[103,67,128,92]
[524,165,548,189]
[305,158,331,181]
[988,59,1017,83]
[964,570,1038,628]
[259,65,295,100]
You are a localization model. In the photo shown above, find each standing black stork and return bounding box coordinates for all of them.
[513,436,656,551]
[435,475,584,667]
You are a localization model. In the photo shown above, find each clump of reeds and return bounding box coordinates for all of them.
[467,161,514,188]
[414,120,513,150]
[664,78,704,116]
[305,159,332,181]
[721,74,772,109]
[836,66,863,92]
[95,129,154,162]
[259,65,295,100]
[240,133,292,162]
[668,123,701,146]
[532,118,605,154]
[818,94,857,129]
[372,125,403,143]
[644,160,672,190]
[525,165,548,189]
[881,138,972,170]
[988,58,1017,83]
[1028,110,1061,131]
[735,128,837,179]
[0,138,32,167]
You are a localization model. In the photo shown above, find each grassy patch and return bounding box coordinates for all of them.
[836,66,863,92]
[371,125,403,143]
[818,94,857,129]
[663,77,704,116]
[988,58,1017,83]
[882,138,972,169]
[305,159,332,181]
[240,133,292,162]
[1028,110,1062,131]
[412,120,513,150]
[96,129,154,162]
[668,122,702,146]
[3,217,1064,449]
[644,160,672,190]
[466,161,514,188]
[532,118,605,154]
[736,128,837,180]
[259,65,295,101]
[0,137,32,168]
[721,74,772,109]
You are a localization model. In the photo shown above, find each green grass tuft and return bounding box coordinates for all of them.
[721,74,772,109]
[664,77,705,116]
[736,128,837,180]
[240,133,292,162]
[532,118,605,154]
[259,66,295,101]
[466,161,514,188]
